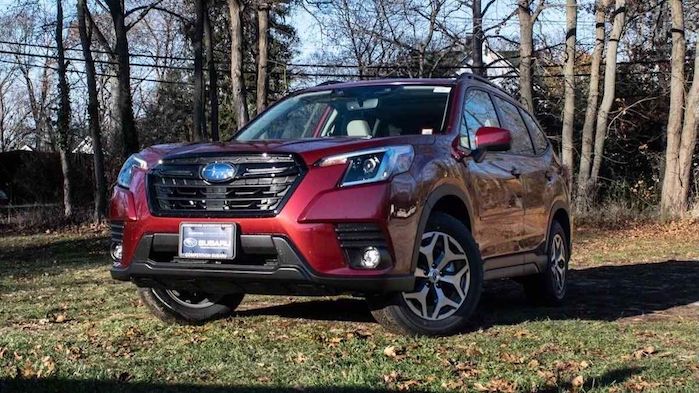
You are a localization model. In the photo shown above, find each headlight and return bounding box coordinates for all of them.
[318,146,414,187]
[117,154,147,189]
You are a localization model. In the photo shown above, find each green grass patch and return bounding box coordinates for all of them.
[1,228,698,392]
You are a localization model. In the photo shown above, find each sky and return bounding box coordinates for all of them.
[288,0,600,64]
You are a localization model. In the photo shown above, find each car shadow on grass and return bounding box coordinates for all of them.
[238,260,699,325]
[0,367,644,393]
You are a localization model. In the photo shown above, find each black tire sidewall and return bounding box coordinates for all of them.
[140,288,244,324]
[381,212,483,336]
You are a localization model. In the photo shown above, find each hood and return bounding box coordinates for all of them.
[139,136,434,166]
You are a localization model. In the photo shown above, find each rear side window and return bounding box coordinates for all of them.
[460,89,500,148]
[520,109,549,154]
[492,96,535,155]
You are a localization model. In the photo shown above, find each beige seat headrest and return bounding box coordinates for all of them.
[347,120,371,137]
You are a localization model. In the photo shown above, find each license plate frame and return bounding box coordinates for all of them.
[178,223,236,260]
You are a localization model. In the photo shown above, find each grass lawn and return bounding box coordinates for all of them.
[1,223,698,392]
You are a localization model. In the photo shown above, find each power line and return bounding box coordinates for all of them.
[0,38,690,73]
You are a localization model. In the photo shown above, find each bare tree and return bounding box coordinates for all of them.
[55,0,73,218]
[256,0,270,114]
[193,0,206,141]
[576,0,606,203]
[78,0,108,223]
[676,48,699,213]
[471,0,484,76]
[204,2,219,140]
[589,0,626,185]
[229,0,249,128]
[660,0,687,216]
[517,0,545,112]
[561,0,577,184]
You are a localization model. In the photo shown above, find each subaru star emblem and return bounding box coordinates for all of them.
[201,162,237,183]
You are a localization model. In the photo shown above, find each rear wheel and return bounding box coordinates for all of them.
[138,287,244,324]
[368,212,483,336]
[522,221,569,305]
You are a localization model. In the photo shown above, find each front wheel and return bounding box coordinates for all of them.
[368,212,483,336]
[138,287,244,325]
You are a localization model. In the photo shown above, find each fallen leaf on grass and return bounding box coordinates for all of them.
[537,370,558,387]
[500,352,525,364]
[37,356,56,378]
[624,376,659,392]
[632,346,657,359]
[571,375,584,391]
[382,371,421,391]
[452,361,480,379]
[474,378,517,393]
[383,345,406,360]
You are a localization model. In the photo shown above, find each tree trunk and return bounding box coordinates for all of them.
[561,0,577,187]
[204,3,219,141]
[256,1,270,115]
[576,1,605,203]
[229,0,249,128]
[676,45,699,213]
[56,0,73,218]
[472,0,484,76]
[78,0,108,223]
[517,0,535,112]
[193,0,206,141]
[660,0,687,217]
[590,0,626,185]
[106,0,139,158]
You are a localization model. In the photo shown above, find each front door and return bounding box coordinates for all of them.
[458,88,525,260]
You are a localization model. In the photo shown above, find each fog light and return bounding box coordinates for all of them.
[111,241,123,262]
[360,247,381,268]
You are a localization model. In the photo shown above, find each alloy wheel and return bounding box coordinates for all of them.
[550,233,567,296]
[161,289,219,309]
[402,231,471,321]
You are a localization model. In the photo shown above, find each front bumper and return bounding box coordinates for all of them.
[111,234,414,295]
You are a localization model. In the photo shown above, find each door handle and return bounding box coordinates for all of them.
[510,167,521,177]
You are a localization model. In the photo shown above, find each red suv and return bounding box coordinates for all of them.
[110,75,571,336]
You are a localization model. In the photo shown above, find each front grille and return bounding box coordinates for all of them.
[147,154,304,217]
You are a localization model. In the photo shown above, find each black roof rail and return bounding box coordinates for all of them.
[457,73,507,92]
[316,80,345,87]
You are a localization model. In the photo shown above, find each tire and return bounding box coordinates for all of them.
[138,287,244,325]
[522,221,569,306]
[368,212,483,336]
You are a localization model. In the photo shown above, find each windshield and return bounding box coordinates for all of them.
[235,85,452,141]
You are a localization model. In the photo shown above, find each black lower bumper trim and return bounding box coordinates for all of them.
[111,235,413,295]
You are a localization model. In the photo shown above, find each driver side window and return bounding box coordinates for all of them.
[460,89,500,149]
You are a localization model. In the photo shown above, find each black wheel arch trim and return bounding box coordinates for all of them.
[410,183,474,273]
[546,200,572,254]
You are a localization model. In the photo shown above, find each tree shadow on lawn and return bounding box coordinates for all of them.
[0,236,109,277]
[0,367,644,393]
[238,260,699,325]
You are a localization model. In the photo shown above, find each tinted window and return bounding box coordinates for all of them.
[492,96,534,155]
[520,109,549,154]
[460,89,500,148]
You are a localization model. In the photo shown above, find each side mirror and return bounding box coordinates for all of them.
[475,126,512,152]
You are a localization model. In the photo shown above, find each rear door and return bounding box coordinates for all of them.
[518,109,557,252]
[459,89,525,259]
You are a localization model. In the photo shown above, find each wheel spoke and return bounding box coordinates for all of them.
[435,234,465,271]
[439,263,470,300]
[419,233,439,267]
[432,287,460,319]
[404,284,430,318]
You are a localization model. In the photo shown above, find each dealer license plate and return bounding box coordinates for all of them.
[178,223,236,260]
